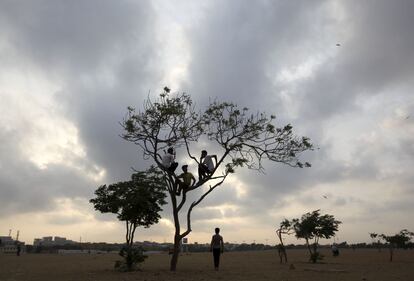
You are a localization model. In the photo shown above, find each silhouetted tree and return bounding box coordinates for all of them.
[369,232,382,251]
[292,210,341,263]
[378,229,414,262]
[276,219,293,263]
[122,90,312,271]
[369,232,377,245]
[90,167,166,271]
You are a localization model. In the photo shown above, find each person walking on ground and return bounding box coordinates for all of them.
[210,227,224,271]
[176,165,196,195]
[162,147,178,173]
[16,243,21,256]
[331,243,339,256]
[198,150,217,181]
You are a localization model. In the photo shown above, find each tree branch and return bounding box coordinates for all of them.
[181,175,228,238]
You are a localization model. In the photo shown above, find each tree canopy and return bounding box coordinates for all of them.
[91,167,166,227]
[292,209,341,263]
[379,229,414,248]
[90,167,167,270]
[375,229,414,261]
[123,92,312,174]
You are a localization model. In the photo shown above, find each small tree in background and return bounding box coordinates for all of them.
[276,219,293,263]
[292,210,341,263]
[90,167,167,271]
[369,232,381,252]
[377,229,414,262]
[122,89,313,271]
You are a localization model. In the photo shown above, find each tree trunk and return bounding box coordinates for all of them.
[305,239,318,263]
[170,198,181,271]
[277,231,287,263]
[126,243,133,271]
[305,238,312,256]
[125,222,133,271]
[170,234,181,271]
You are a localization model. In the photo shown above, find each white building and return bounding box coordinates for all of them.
[0,236,24,254]
[33,236,76,247]
[0,236,14,245]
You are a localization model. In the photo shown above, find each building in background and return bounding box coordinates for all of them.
[33,236,76,247]
[0,236,24,254]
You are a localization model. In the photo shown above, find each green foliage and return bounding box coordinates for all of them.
[293,210,341,241]
[90,167,167,227]
[122,91,313,175]
[292,210,341,263]
[90,167,167,271]
[201,100,313,171]
[379,229,414,248]
[122,93,203,159]
[115,247,148,272]
[280,219,292,230]
[276,219,294,246]
[377,229,414,261]
[276,219,294,263]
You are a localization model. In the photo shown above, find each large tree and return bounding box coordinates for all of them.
[122,89,313,271]
[90,167,166,271]
[292,210,341,263]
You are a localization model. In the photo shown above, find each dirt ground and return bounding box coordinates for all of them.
[1,248,413,281]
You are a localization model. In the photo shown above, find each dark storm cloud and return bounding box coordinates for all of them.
[0,0,161,218]
[180,0,337,206]
[0,0,151,73]
[1,0,161,180]
[178,0,414,231]
[184,0,329,108]
[297,0,414,120]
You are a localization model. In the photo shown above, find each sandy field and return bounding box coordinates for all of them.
[1,248,413,281]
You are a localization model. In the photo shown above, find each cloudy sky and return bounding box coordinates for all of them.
[1,0,413,245]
